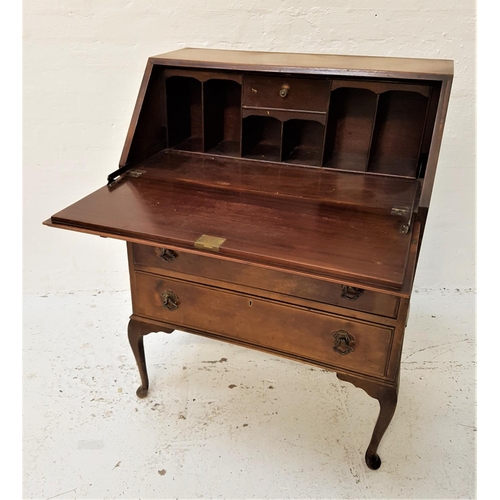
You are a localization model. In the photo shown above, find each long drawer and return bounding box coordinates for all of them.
[133,272,394,378]
[131,243,400,318]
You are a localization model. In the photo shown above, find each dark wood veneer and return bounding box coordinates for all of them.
[45,48,453,471]
[131,243,401,318]
[49,177,413,289]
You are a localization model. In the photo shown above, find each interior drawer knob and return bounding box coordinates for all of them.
[332,330,356,355]
[156,247,178,262]
[161,290,180,311]
[340,285,364,301]
[279,87,289,98]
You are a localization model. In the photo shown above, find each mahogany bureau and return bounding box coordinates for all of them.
[45,48,453,469]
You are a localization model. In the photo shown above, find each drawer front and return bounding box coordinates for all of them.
[242,75,330,112]
[134,272,393,378]
[132,244,400,318]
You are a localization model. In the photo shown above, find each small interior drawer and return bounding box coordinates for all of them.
[133,272,394,378]
[131,243,400,318]
[242,75,330,112]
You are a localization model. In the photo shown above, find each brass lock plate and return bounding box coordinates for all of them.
[194,234,226,252]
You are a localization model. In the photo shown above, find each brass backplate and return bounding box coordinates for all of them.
[194,234,226,252]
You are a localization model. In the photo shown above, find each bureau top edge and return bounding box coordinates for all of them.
[150,48,454,80]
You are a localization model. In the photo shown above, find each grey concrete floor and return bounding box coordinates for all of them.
[23,288,476,499]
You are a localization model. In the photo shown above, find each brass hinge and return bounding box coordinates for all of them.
[107,166,146,186]
[127,169,146,178]
[390,206,410,217]
[391,206,411,234]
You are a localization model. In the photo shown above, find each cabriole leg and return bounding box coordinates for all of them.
[127,318,173,399]
[337,371,399,470]
[365,385,398,470]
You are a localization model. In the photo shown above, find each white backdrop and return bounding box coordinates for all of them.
[23,0,476,294]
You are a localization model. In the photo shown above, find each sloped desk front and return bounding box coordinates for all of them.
[46,152,421,470]
[45,47,453,470]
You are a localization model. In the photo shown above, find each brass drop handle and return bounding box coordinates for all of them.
[332,330,356,355]
[156,247,178,262]
[340,285,364,301]
[161,290,180,311]
[279,87,289,98]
